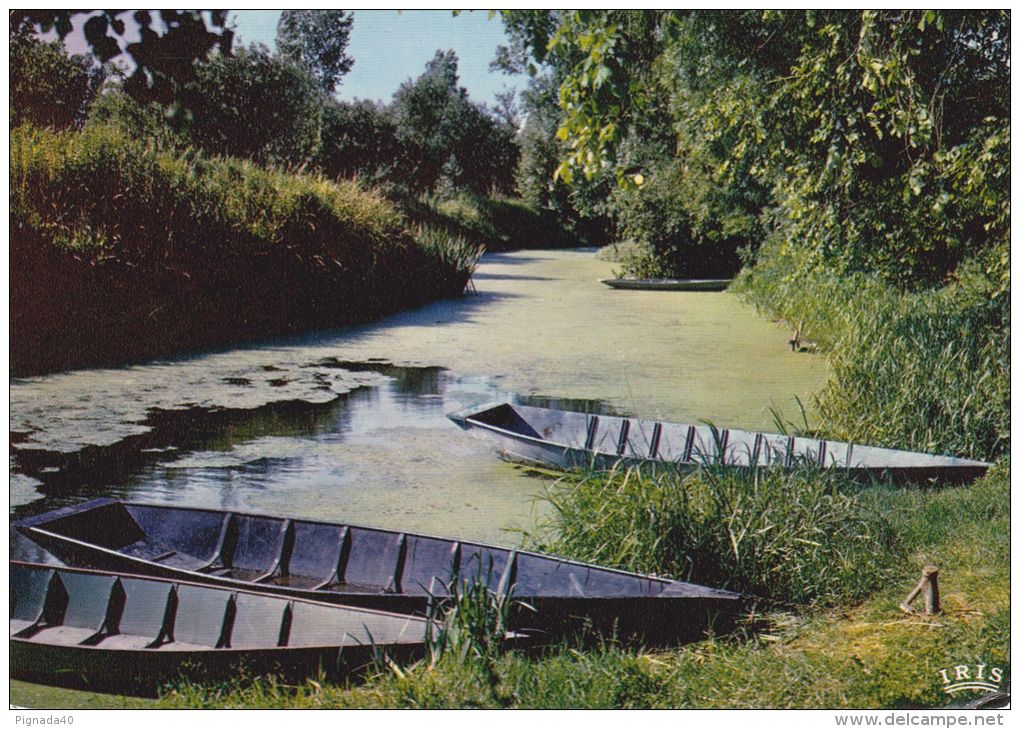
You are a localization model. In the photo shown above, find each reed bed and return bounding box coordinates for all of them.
[734,248,1009,462]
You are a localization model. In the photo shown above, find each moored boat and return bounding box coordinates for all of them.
[448,402,991,484]
[600,278,732,291]
[15,499,743,646]
[10,561,431,695]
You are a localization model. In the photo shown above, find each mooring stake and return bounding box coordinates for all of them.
[899,564,941,615]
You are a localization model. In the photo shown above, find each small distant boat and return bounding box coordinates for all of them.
[600,278,731,291]
[448,402,991,484]
[10,561,431,694]
[15,499,743,646]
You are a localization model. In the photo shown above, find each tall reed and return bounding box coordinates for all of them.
[735,245,1009,461]
[528,462,899,607]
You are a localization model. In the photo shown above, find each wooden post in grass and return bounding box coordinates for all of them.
[923,566,940,615]
[900,565,941,615]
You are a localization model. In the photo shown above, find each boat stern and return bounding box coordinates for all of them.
[446,401,511,429]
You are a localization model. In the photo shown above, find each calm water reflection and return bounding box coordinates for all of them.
[11,248,825,550]
[10,361,613,550]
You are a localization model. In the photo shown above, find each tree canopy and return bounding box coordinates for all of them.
[182,44,325,167]
[10,10,233,106]
[9,27,103,130]
[392,50,518,196]
[276,10,355,94]
[497,10,1010,287]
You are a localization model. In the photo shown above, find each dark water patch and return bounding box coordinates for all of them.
[224,377,252,386]
[311,359,445,396]
[518,395,622,416]
[168,455,299,477]
[10,431,35,446]
[9,396,351,509]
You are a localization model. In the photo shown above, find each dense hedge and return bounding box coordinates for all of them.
[427,193,584,251]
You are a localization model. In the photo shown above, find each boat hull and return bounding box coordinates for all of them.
[15,500,743,647]
[10,562,429,695]
[448,402,991,485]
[600,278,731,291]
[11,638,420,697]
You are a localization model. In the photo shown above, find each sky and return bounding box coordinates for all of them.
[230,10,520,107]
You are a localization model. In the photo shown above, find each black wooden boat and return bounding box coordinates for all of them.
[15,499,742,645]
[600,278,731,291]
[448,402,991,484]
[10,561,431,695]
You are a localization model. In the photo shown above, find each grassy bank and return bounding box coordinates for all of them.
[152,463,1008,709]
[10,123,482,375]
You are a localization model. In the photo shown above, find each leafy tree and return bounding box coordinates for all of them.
[707,10,1011,284]
[10,10,232,106]
[446,100,519,196]
[9,27,103,130]
[392,50,519,196]
[491,88,520,129]
[276,10,355,94]
[499,10,1009,286]
[514,76,570,208]
[181,44,325,167]
[85,87,183,149]
[318,99,400,184]
[491,10,567,73]
[516,114,559,210]
[391,50,465,193]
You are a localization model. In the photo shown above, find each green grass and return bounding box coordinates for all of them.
[10,680,155,709]
[152,462,1008,709]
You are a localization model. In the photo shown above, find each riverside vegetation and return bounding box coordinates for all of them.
[10,124,482,374]
[10,10,1009,709]
[9,17,584,375]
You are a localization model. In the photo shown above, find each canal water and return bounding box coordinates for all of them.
[9,248,826,547]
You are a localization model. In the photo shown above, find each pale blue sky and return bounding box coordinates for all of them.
[230,10,520,107]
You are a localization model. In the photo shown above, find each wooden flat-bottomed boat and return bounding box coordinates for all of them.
[10,561,431,695]
[600,278,731,291]
[448,402,991,484]
[15,499,742,645]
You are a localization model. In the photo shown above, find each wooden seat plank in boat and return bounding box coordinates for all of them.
[10,561,434,694]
